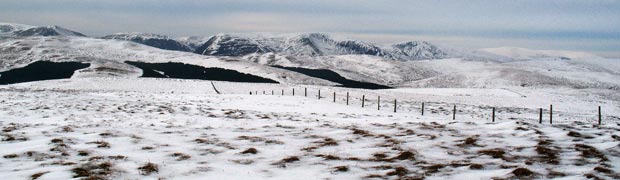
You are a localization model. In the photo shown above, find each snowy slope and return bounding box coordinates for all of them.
[176,36,213,51]
[478,47,600,60]
[102,33,192,52]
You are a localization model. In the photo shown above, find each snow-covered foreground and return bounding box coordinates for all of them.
[1,78,619,179]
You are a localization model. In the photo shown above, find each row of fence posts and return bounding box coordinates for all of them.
[250,88,605,125]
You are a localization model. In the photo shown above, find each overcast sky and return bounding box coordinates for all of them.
[1,0,619,57]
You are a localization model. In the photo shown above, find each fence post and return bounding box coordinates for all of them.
[293,88,295,96]
[333,92,336,102]
[318,90,321,99]
[393,99,397,113]
[250,91,252,95]
[263,90,265,95]
[281,89,284,95]
[598,106,602,125]
[539,108,542,124]
[452,105,456,120]
[492,107,495,122]
[346,92,349,105]
[305,88,307,97]
[377,96,381,110]
[421,102,425,116]
[550,104,553,125]
[362,95,365,107]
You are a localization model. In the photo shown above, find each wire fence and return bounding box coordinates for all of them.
[245,87,618,126]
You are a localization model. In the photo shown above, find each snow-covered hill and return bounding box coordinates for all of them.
[101,33,192,52]
[194,33,449,61]
[478,47,600,60]
[0,23,35,36]
[0,23,86,37]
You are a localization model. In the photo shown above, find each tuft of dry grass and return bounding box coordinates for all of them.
[334,166,349,172]
[3,154,19,159]
[469,164,484,170]
[171,152,191,161]
[478,148,506,159]
[575,144,608,162]
[77,150,90,156]
[240,148,258,154]
[512,167,535,177]
[316,154,340,160]
[87,140,111,148]
[272,156,300,167]
[392,151,416,161]
[386,166,408,176]
[72,161,113,179]
[30,171,49,180]
[138,162,159,175]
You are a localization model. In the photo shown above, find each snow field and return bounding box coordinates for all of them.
[1,78,619,179]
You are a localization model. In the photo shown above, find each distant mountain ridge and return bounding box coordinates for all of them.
[101,33,192,52]
[193,33,449,61]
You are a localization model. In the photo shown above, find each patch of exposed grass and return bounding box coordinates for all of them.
[351,128,373,137]
[386,166,408,176]
[478,148,506,159]
[391,151,416,161]
[138,162,159,176]
[107,155,127,160]
[3,154,18,159]
[334,166,349,172]
[30,171,49,180]
[469,163,484,170]
[575,144,608,162]
[78,150,90,156]
[87,140,110,148]
[272,156,300,167]
[72,161,114,179]
[316,154,340,160]
[171,152,191,161]
[240,148,258,154]
[512,167,535,178]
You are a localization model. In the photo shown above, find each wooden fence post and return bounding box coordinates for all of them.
[452,105,456,120]
[393,99,397,113]
[293,88,295,96]
[305,88,307,97]
[492,107,495,122]
[318,90,321,99]
[362,95,365,107]
[346,92,349,105]
[421,102,425,116]
[539,108,542,124]
[263,90,265,95]
[272,90,274,95]
[598,106,602,125]
[377,96,381,110]
[281,89,284,95]
[550,104,553,125]
[333,92,336,102]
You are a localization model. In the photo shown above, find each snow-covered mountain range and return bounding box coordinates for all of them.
[193,33,449,61]
[0,22,616,90]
